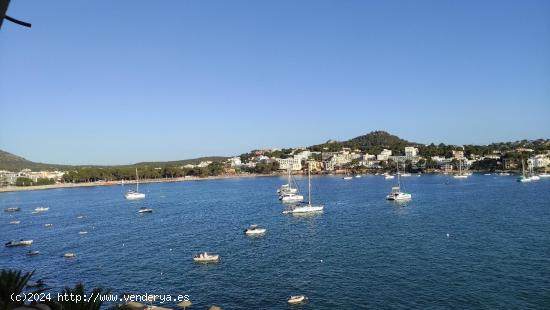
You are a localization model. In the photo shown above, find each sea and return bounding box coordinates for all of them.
[1,174,549,309]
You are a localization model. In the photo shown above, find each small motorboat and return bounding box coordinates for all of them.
[64,252,76,258]
[355,175,361,178]
[138,207,153,213]
[384,174,395,180]
[78,231,88,235]
[193,252,220,263]
[287,295,307,304]
[44,224,53,227]
[4,207,21,212]
[32,207,49,214]
[26,250,40,256]
[342,176,353,180]
[10,220,21,225]
[77,215,84,219]
[5,240,33,247]
[244,225,266,236]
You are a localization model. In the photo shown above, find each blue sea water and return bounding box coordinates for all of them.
[1,175,550,309]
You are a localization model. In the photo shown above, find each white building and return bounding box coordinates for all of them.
[197,161,212,168]
[405,147,418,159]
[377,149,392,161]
[529,154,550,168]
[293,150,311,161]
[228,157,242,167]
[276,158,302,171]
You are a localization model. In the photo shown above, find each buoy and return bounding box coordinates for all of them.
[446,233,450,238]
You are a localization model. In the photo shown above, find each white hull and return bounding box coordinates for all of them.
[288,295,306,304]
[280,194,304,203]
[453,175,468,179]
[384,175,394,180]
[125,192,145,200]
[283,205,324,214]
[343,177,353,180]
[193,253,220,263]
[539,173,550,178]
[386,193,412,201]
[245,228,266,235]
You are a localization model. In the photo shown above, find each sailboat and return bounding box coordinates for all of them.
[278,167,304,203]
[283,164,324,214]
[125,168,146,200]
[517,160,533,183]
[453,160,468,179]
[386,160,412,201]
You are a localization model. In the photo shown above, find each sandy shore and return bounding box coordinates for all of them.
[0,174,277,193]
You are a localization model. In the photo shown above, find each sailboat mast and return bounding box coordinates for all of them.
[288,166,291,187]
[397,159,401,188]
[135,168,139,192]
[308,163,312,206]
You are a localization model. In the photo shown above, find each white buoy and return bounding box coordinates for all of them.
[446,233,450,238]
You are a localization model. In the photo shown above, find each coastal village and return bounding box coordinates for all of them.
[1,142,549,187]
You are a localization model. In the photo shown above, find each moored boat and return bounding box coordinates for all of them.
[32,207,49,213]
[280,193,304,203]
[287,295,307,304]
[244,224,266,235]
[5,240,33,247]
[193,252,220,263]
[386,159,412,201]
[26,250,40,256]
[125,168,146,200]
[4,207,21,212]
[283,163,324,215]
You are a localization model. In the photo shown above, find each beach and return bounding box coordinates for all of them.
[0,174,273,193]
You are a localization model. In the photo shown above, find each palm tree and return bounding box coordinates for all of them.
[47,283,111,310]
[0,269,34,310]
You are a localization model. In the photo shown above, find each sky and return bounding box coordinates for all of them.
[1,0,549,165]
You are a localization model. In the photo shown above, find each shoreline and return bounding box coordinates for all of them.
[0,174,277,193]
[0,170,518,194]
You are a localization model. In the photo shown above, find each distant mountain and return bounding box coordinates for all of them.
[310,131,416,154]
[0,149,229,172]
[0,150,72,171]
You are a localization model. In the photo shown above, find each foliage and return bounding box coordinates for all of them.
[470,158,501,171]
[0,269,34,310]
[241,162,280,174]
[45,283,109,310]
[15,177,33,186]
[34,178,55,186]
[60,161,229,183]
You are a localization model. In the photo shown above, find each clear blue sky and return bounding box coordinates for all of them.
[1,0,549,165]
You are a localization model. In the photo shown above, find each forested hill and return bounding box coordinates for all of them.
[0,149,228,172]
[0,150,72,171]
[309,131,417,154]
